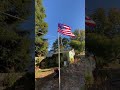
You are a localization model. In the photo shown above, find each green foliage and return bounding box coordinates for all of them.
[87,33,120,67]
[51,30,85,55]
[52,37,70,52]
[35,36,48,56]
[69,30,85,54]
[70,40,81,51]
[85,75,93,87]
[86,8,120,68]
[0,0,32,72]
[3,73,19,87]
[0,28,30,72]
[35,0,48,56]
[0,0,32,26]
[108,8,120,25]
[4,73,34,90]
[90,8,120,35]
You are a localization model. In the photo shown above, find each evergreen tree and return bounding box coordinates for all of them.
[86,8,120,68]
[35,0,48,57]
[0,0,33,72]
[69,30,85,54]
[52,37,70,52]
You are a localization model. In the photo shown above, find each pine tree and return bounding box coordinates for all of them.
[35,0,48,57]
[0,0,32,72]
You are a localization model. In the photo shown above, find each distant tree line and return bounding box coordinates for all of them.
[51,30,85,55]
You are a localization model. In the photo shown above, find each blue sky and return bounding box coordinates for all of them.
[43,0,85,51]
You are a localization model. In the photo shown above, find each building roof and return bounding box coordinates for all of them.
[47,49,74,57]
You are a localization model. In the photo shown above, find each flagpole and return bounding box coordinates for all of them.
[58,32,61,90]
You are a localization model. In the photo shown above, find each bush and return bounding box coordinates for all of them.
[85,73,94,88]
[3,73,18,87]
[4,73,34,90]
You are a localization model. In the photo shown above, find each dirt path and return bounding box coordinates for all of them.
[35,67,57,90]
[35,61,85,90]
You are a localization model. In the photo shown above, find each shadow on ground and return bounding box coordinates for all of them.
[35,72,59,90]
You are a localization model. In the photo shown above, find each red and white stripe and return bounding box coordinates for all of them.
[63,25,71,30]
[85,16,96,27]
[58,29,75,37]
[58,23,75,37]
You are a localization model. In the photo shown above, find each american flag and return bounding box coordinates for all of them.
[85,16,96,27]
[58,23,75,37]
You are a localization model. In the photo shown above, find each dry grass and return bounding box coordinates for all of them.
[35,68,54,79]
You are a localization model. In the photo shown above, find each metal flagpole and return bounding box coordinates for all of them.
[60,35,63,50]
[58,32,61,90]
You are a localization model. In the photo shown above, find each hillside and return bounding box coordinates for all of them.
[35,58,85,90]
